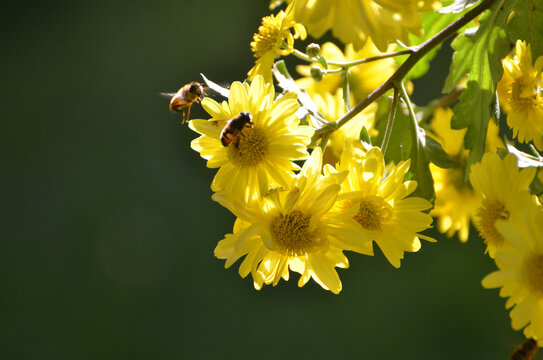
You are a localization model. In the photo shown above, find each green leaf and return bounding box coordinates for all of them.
[451,82,491,172]
[443,0,516,173]
[424,135,456,168]
[374,98,409,164]
[443,0,515,92]
[413,153,436,203]
[398,121,435,203]
[374,93,438,203]
[506,0,543,58]
[359,126,372,146]
[400,84,436,202]
[397,83,436,203]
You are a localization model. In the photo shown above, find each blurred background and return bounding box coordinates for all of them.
[1,1,526,359]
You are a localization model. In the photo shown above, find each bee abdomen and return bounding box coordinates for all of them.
[510,339,538,360]
[221,130,237,146]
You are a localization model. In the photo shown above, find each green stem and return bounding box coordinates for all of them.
[381,87,400,157]
[323,68,343,74]
[310,0,498,145]
[342,70,351,111]
[399,81,419,152]
[291,48,413,68]
[319,131,331,152]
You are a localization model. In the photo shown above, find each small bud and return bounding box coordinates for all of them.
[306,43,321,58]
[310,65,324,82]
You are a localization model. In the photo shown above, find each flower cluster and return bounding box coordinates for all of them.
[481,192,543,342]
[275,0,441,51]
[466,152,543,342]
[191,82,434,292]
[175,0,543,350]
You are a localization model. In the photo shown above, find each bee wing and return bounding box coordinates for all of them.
[159,92,176,98]
[202,87,228,101]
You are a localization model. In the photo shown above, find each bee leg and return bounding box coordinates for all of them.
[185,106,191,123]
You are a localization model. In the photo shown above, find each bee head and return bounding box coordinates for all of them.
[189,83,203,96]
[239,112,253,123]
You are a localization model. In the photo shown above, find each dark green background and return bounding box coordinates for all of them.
[2,1,525,359]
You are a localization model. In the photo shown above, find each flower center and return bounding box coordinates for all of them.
[227,127,269,167]
[270,211,326,256]
[251,12,287,57]
[353,196,393,231]
[523,253,543,296]
[509,80,541,112]
[476,199,509,248]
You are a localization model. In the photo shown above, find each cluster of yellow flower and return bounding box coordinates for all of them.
[478,41,543,344]
[191,75,434,294]
[427,40,543,343]
[181,0,543,346]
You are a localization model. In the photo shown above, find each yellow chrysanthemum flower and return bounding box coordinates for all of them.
[296,41,396,102]
[189,75,314,201]
[431,162,478,242]
[327,143,435,268]
[312,90,377,165]
[429,108,503,242]
[248,3,306,82]
[275,0,440,51]
[482,199,543,344]
[430,107,466,156]
[497,40,543,150]
[213,148,373,294]
[469,152,536,258]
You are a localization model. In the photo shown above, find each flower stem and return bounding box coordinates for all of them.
[381,87,400,157]
[319,131,331,152]
[291,48,412,68]
[323,68,344,74]
[399,81,419,152]
[342,70,351,111]
[309,0,498,145]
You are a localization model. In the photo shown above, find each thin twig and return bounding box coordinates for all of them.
[291,48,414,68]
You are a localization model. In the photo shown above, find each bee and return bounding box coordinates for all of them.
[220,112,253,147]
[162,82,205,123]
[510,338,538,360]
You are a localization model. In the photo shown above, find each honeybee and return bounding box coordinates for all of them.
[510,338,538,360]
[220,112,253,147]
[163,82,205,123]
